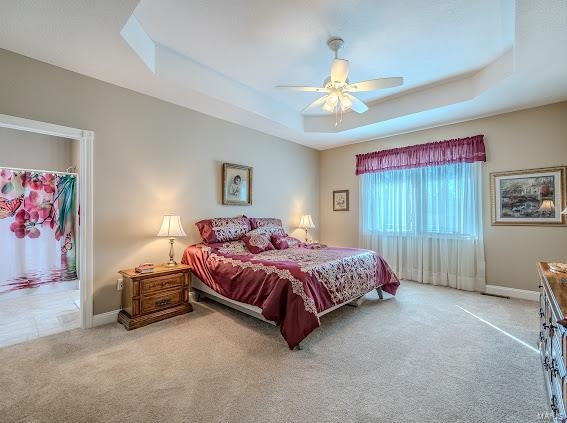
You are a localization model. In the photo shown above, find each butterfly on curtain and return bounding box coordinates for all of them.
[61,232,73,254]
[0,195,24,219]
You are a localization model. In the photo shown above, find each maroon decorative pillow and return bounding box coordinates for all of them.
[195,216,251,243]
[243,232,275,254]
[271,234,302,250]
[249,217,283,229]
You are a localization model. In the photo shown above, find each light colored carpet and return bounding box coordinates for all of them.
[0,281,547,422]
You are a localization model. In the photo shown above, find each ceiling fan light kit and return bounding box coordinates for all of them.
[276,37,404,124]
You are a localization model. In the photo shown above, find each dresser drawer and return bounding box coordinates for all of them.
[551,374,567,419]
[540,292,547,325]
[141,273,184,295]
[141,289,182,314]
[551,327,567,378]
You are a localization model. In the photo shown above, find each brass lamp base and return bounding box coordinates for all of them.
[166,237,177,267]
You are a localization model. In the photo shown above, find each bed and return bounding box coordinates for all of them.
[181,239,399,349]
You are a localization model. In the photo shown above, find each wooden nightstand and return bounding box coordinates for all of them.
[117,264,192,330]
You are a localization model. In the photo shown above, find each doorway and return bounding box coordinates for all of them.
[0,114,93,347]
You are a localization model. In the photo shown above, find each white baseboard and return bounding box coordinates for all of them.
[485,285,539,301]
[92,310,120,327]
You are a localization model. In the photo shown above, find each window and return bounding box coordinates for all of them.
[360,162,482,239]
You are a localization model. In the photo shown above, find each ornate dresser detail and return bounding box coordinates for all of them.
[539,262,567,422]
[118,264,192,330]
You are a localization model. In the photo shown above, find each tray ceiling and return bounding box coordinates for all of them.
[0,0,566,149]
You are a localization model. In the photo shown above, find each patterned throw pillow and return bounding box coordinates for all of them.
[249,217,283,229]
[243,232,275,254]
[246,225,286,238]
[271,234,302,250]
[195,216,251,243]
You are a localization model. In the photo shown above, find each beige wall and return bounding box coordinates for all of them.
[2,44,565,311]
[0,49,319,314]
[320,102,567,292]
[0,126,74,172]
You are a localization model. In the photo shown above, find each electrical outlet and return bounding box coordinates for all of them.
[116,278,124,290]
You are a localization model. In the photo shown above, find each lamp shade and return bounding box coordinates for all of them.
[298,214,315,229]
[562,207,567,215]
[538,199,555,214]
[157,215,187,237]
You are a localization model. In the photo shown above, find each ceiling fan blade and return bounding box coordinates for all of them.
[302,95,329,112]
[330,59,349,86]
[276,85,330,93]
[344,93,368,113]
[345,77,403,92]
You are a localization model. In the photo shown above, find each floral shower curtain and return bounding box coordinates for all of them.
[0,168,77,294]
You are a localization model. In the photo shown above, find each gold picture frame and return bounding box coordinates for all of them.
[222,163,253,205]
[490,166,566,226]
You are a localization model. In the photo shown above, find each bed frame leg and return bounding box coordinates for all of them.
[376,287,384,300]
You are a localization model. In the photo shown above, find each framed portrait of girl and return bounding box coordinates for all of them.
[222,163,253,205]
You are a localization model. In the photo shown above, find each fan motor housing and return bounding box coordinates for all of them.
[323,76,349,89]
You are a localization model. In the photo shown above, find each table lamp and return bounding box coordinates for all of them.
[538,199,555,216]
[157,215,187,266]
[298,214,315,242]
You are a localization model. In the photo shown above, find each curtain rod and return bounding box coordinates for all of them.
[0,165,77,176]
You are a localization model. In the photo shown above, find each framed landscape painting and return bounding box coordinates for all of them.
[333,190,349,211]
[490,166,566,225]
[222,163,252,205]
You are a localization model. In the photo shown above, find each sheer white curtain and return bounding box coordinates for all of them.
[359,162,485,291]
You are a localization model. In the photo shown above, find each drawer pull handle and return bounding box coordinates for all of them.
[155,298,171,307]
[551,395,559,415]
[552,358,560,377]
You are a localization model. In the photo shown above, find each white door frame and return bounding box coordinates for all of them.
[0,113,94,328]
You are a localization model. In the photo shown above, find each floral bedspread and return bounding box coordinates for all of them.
[182,241,399,349]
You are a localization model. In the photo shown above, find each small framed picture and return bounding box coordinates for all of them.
[222,163,253,205]
[333,190,349,211]
[490,166,566,225]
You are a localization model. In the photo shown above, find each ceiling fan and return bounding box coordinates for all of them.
[277,37,403,118]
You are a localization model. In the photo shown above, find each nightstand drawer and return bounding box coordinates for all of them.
[141,289,182,314]
[118,264,192,330]
[142,274,184,295]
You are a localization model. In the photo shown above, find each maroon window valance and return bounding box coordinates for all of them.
[355,135,486,175]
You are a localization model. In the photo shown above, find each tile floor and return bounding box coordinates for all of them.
[0,282,80,348]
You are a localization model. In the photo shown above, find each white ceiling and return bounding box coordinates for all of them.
[0,0,566,150]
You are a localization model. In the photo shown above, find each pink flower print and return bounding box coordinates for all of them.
[23,190,53,221]
[41,173,57,194]
[44,207,61,239]
[0,169,12,183]
[21,172,43,191]
[10,209,40,238]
